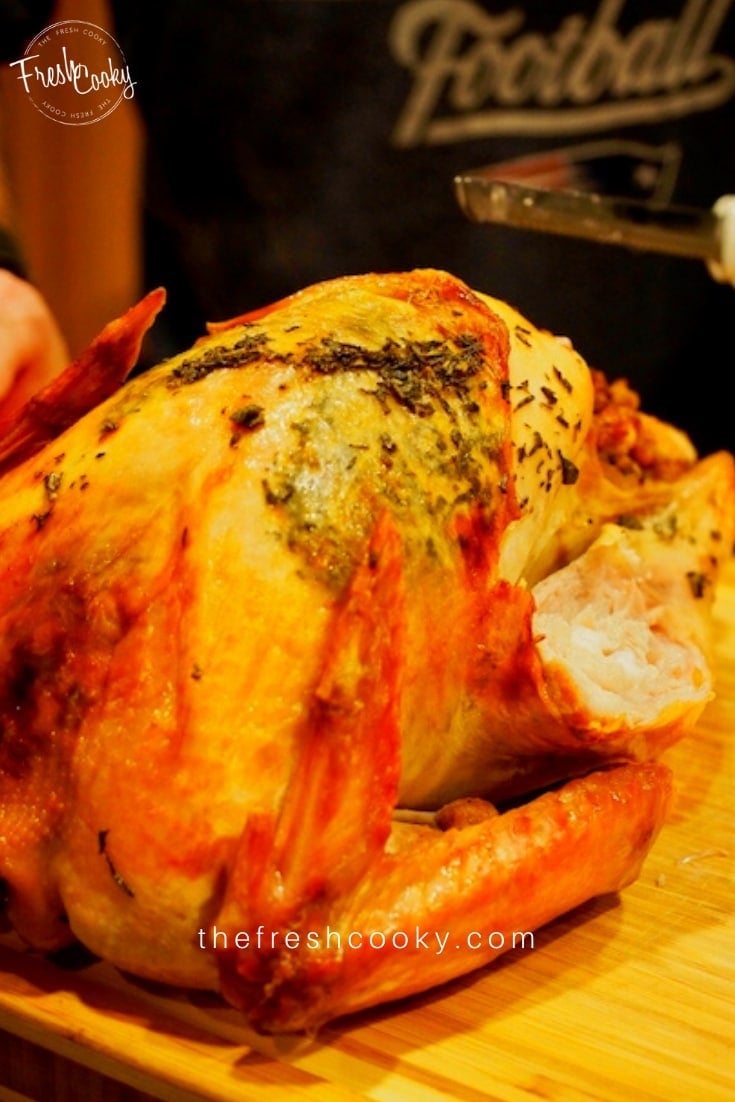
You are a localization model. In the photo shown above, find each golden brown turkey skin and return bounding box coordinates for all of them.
[0,269,731,1031]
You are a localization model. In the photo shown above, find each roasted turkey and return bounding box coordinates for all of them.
[0,270,732,1032]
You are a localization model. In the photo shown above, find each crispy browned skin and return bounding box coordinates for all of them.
[0,270,731,1032]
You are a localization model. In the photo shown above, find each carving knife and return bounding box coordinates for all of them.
[453,172,735,286]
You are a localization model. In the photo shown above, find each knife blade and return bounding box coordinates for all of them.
[453,172,735,283]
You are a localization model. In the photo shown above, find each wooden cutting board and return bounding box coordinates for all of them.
[1,562,733,1102]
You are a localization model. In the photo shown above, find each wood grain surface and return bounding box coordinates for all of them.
[1,561,733,1102]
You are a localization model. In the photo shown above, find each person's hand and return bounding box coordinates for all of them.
[0,270,69,422]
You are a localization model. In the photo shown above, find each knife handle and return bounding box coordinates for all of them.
[708,196,735,286]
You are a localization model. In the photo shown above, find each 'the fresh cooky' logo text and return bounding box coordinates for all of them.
[9,19,135,125]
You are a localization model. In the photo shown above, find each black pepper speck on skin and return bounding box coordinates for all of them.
[100,418,119,437]
[31,511,52,530]
[514,394,534,412]
[686,570,710,598]
[230,404,266,430]
[553,366,573,393]
[559,453,579,485]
